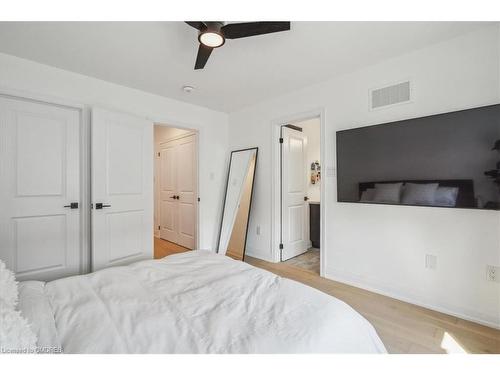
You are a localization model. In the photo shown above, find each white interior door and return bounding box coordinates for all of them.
[0,96,81,281]
[91,108,153,271]
[281,127,309,261]
[158,134,197,249]
[175,135,197,249]
[159,141,178,243]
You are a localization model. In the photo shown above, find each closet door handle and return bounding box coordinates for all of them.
[95,203,111,209]
[63,202,79,209]
[170,195,176,199]
[176,195,180,200]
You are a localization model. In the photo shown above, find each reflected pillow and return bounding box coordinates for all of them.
[373,183,403,203]
[401,183,439,206]
[434,187,459,207]
[360,188,376,202]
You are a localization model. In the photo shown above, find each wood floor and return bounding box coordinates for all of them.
[246,257,500,354]
[153,239,500,354]
[154,237,190,259]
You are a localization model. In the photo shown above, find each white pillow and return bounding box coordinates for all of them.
[0,258,18,309]
[360,188,375,202]
[0,301,37,353]
[373,183,403,203]
[435,187,459,207]
[402,183,439,206]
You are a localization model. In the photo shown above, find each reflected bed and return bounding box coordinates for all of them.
[358,179,475,208]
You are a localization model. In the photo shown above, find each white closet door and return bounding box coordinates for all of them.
[158,134,197,249]
[0,97,81,281]
[91,108,153,271]
[175,134,197,249]
[281,127,309,261]
[159,141,178,243]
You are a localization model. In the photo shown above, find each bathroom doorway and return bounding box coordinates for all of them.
[280,117,321,274]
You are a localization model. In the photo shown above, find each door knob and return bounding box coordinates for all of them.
[176,195,180,200]
[304,196,309,201]
[63,202,79,209]
[95,203,111,209]
[169,195,176,199]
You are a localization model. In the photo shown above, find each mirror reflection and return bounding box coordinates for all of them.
[217,148,258,260]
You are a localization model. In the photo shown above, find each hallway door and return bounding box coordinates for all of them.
[159,134,197,249]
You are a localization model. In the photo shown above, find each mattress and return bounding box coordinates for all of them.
[18,251,386,353]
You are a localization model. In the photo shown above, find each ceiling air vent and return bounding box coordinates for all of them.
[370,81,411,110]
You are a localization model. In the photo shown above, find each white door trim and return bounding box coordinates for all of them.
[0,85,85,110]
[158,130,197,145]
[270,108,326,276]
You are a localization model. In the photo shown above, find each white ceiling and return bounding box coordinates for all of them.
[0,22,492,112]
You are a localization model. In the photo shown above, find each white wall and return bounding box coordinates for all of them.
[0,52,229,251]
[293,118,321,202]
[228,25,500,327]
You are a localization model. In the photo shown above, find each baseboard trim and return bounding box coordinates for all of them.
[245,247,276,263]
[324,268,500,330]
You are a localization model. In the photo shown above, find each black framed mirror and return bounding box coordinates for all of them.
[217,147,258,260]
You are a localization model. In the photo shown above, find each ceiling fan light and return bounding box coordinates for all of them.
[199,31,225,48]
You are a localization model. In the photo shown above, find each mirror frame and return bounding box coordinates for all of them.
[216,147,259,260]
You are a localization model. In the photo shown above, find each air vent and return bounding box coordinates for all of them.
[370,81,411,110]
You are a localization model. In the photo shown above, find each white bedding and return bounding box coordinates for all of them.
[18,251,386,353]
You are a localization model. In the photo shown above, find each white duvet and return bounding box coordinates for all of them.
[18,251,386,354]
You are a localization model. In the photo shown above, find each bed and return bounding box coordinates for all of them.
[15,251,386,354]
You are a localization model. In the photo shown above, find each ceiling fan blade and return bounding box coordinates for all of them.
[222,22,290,39]
[185,21,205,30]
[194,44,213,70]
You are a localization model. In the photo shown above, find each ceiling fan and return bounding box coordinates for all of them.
[185,21,291,70]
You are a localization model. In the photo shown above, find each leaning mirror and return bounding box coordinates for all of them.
[217,148,258,260]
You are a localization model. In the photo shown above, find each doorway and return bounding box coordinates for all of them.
[279,117,321,274]
[154,124,198,259]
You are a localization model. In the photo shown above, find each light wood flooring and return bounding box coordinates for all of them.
[154,237,190,259]
[153,239,500,354]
